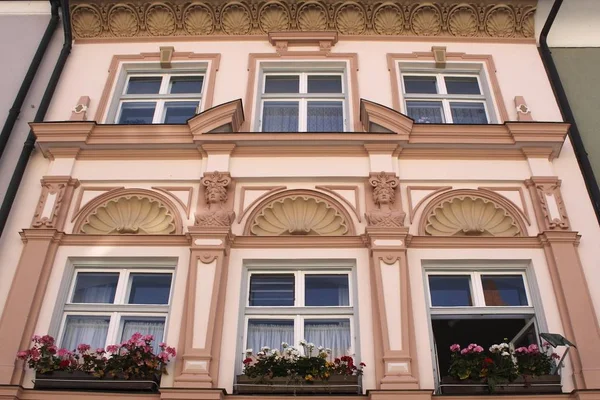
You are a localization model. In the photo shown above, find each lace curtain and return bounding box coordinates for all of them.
[406,101,444,123]
[122,319,165,350]
[307,102,343,132]
[247,321,294,352]
[450,102,487,124]
[305,320,352,359]
[262,102,298,132]
[62,317,110,350]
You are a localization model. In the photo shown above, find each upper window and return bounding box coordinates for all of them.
[258,72,347,132]
[244,270,354,359]
[401,73,491,124]
[58,268,173,351]
[115,73,204,124]
[425,269,543,389]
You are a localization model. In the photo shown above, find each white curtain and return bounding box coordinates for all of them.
[450,102,487,124]
[307,102,343,132]
[406,101,444,123]
[305,320,351,359]
[247,321,294,352]
[62,317,110,351]
[121,320,165,351]
[73,274,117,303]
[262,102,298,132]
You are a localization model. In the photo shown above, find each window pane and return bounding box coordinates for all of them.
[482,275,528,306]
[164,101,198,123]
[128,273,172,304]
[429,275,472,306]
[264,75,299,93]
[307,101,343,132]
[62,316,110,350]
[262,101,299,132]
[121,317,165,350]
[450,102,488,124]
[247,319,294,352]
[307,75,342,93]
[118,102,156,124]
[72,272,118,303]
[169,76,204,94]
[304,319,351,359]
[305,275,349,306]
[406,101,444,123]
[445,76,481,95]
[249,274,294,306]
[403,76,438,94]
[126,76,162,94]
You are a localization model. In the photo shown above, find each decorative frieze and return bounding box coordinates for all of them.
[70,0,536,40]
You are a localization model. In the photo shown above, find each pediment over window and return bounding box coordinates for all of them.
[360,99,413,136]
[74,189,183,235]
[245,190,354,236]
[419,190,526,237]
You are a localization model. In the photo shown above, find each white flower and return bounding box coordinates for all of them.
[281,342,289,348]
[307,343,315,348]
[501,351,510,356]
[299,339,307,345]
[261,346,270,352]
[325,348,332,353]
[318,346,324,351]
[257,351,265,357]
[245,349,253,354]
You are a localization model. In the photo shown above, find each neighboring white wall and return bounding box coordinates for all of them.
[536,0,600,47]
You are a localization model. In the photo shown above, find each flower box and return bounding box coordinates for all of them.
[34,371,160,392]
[235,374,361,395]
[441,375,562,395]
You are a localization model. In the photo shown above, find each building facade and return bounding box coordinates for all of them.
[0,0,599,399]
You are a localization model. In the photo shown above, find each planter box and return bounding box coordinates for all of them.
[441,375,562,395]
[235,374,361,395]
[34,371,160,392]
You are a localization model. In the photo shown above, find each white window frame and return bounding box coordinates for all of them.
[57,267,174,348]
[423,263,548,391]
[256,69,349,132]
[398,63,499,124]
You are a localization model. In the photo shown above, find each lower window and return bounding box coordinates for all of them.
[59,268,173,350]
[426,270,541,379]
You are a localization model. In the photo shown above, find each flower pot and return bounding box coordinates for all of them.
[235,374,361,394]
[441,375,562,395]
[34,371,160,392]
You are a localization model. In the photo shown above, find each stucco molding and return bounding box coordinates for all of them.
[69,0,535,41]
[244,189,356,236]
[406,186,452,224]
[237,186,288,223]
[418,189,528,237]
[31,176,80,231]
[525,176,571,231]
[73,188,184,234]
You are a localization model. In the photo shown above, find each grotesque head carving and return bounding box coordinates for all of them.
[202,171,231,206]
[369,172,399,206]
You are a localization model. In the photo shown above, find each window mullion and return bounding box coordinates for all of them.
[297,315,303,351]
[437,74,447,95]
[106,312,120,347]
[472,272,485,307]
[113,270,127,305]
[159,74,170,95]
[297,271,304,307]
[300,99,307,132]
[154,101,166,124]
[442,100,453,123]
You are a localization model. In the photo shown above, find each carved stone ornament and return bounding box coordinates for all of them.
[249,194,350,236]
[32,178,79,229]
[195,171,235,227]
[69,0,536,40]
[424,196,522,237]
[80,195,177,234]
[525,177,570,231]
[366,172,405,228]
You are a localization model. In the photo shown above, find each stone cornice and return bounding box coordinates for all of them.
[70,0,536,41]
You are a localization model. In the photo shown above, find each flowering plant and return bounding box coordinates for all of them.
[514,343,559,376]
[242,341,365,383]
[17,333,176,379]
[448,343,486,380]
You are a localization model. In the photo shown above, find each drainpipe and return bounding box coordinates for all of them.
[0,0,72,238]
[0,0,60,159]
[539,0,600,224]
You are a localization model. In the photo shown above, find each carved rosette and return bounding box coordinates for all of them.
[195,171,235,227]
[70,1,536,39]
[366,172,406,228]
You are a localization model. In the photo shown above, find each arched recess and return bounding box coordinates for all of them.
[73,188,184,234]
[243,189,356,236]
[418,189,527,237]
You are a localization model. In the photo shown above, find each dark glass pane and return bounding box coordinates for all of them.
[304,319,351,358]
[247,320,294,351]
[164,101,198,123]
[406,101,444,123]
[126,77,162,94]
[305,275,349,306]
[307,101,343,132]
[429,275,472,306]
[445,76,481,95]
[121,317,165,350]
[262,101,299,132]
[249,274,295,306]
[307,75,342,93]
[118,102,156,124]
[264,75,299,93]
[450,102,488,124]
[72,273,119,303]
[403,76,438,94]
[170,76,204,94]
[128,273,172,304]
[62,316,110,350]
[482,275,528,306]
